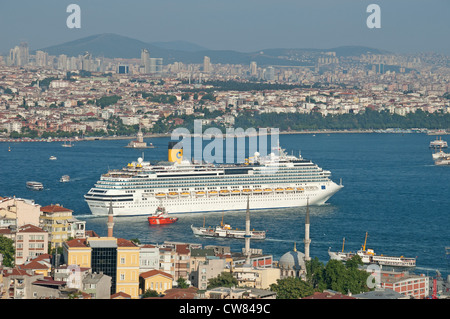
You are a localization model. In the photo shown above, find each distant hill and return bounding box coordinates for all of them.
[38,33,166,59]
[150,40,208,52]
[36,33,388,66]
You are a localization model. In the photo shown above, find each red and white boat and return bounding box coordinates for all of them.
[148,206,178,225]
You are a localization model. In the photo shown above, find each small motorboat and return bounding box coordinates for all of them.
[49,156,57,160]
[60,175,70,182]
[148,206,178,225]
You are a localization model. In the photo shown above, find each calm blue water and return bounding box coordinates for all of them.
[0,134,449,277]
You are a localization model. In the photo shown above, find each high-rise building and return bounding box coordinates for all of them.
[149,58,163,73]
[264,66,275,81]
[35,50,48,67]
[203,56,211,73]
[57,54,68,71]
[8,43,29,66]
[141,49,150,73]
[250,61,257,77]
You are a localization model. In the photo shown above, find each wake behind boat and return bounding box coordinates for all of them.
[328,233,416,268]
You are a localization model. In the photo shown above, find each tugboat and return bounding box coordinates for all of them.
[148,206,178,225]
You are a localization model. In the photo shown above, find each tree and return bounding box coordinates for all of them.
[142,289,159,298]
[322,257,370,295]
[269,277,315,299]
[207,272,238,289]
[305,257,327,291]
[177,277,189,289]
[0,236,15,267]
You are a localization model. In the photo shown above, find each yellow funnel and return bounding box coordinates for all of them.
[168,142,183,163]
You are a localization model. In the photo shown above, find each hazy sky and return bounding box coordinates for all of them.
[1,0,449,54]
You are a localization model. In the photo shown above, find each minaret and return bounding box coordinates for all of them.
[107,201,114,237]
[244,196,251,266]
[303,198,311,261]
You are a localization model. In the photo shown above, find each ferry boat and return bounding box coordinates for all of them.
[434,155,450,166]
[26,181,44,191]
[328,233,416,268]
[432,149,449,161]
[84,142,343,216]
[191,214,266,240]
[60,175,70,182]
[429,137,448,149]
[148,206,178,225]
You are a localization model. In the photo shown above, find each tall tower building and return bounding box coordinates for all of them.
[18,42,29,66]
[141,49,150,73]
[250,61,257,76]
[203,56,211,73]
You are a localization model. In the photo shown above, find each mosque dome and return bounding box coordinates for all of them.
[279,244,306,270]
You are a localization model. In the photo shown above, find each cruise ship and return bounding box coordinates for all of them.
[84,142,343,216]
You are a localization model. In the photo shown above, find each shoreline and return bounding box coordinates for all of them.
[0,129,448,143]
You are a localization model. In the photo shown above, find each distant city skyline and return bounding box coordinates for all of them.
[0,0,449,55]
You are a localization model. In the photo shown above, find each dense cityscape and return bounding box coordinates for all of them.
[1,36,449,302]
[1,39,449,140]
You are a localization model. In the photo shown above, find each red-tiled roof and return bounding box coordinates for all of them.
[65,238,88,248]
[162,287,198,299]
[111,291,131,299]
[21,260,50,270]
[117,238,138,248]
[140,269,173,280]
[302,292,356,299]
[18,224,46,233]
[176,244,190,255]
[40,204,73,213]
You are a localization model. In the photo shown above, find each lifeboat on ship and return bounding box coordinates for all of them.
[208,190,218,196]
[148,206,178,225]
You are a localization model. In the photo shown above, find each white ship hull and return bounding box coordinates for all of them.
[86,181,342,216]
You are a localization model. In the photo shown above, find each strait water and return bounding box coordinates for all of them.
[0,133,449,277]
